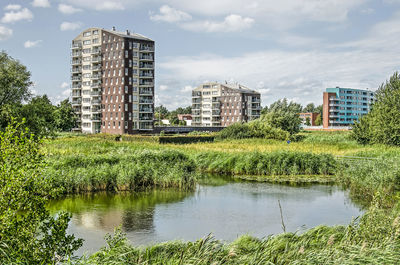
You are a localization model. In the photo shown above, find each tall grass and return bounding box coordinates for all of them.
[44,149,196,194]
[194,151,337,176]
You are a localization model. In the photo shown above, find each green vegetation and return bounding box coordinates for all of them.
[45,149,196,194]
[353,72,400,145]
[0,120,82,264]
[0,51,77,137]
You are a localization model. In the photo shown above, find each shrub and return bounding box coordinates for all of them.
[0,120,82,264]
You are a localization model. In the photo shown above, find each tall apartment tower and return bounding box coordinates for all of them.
[71,27,155,134]
[192,82,261,127]
[323,87,374,129]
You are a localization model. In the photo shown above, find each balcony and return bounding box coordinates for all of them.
[92,65,101,71]
[91,74,101,80]
[91,57,101,63]
[91,83,101,88]
[329,115,340,118]
[91,49,101,55]
[139,122,153,130]
[139,72,153,78]
[140,63,154,69]
[71,93,81,98]
[139,55,153,61]
[139,81,154,86]
[139,88,152,95]
[139,108,153,113]
[71,43,82,49]
[71,76,81,81]
[252,98,261,103]
[139,46,154,52]
[71,52,81,57]
[139,99,153,104]
[90,91,101,96]
[71,68,82,74]
[92,99,101,105]
[71,84,82,89]
[71,60,81,65]
[71,100,82,106]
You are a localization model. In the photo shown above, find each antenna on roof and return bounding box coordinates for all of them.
[126,30,130,35]
[112,26,116,31]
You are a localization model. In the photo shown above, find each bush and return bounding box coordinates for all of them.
[352,72,400,146]
[0,120,82,264]
[159,136,214,144]
[217,121,289,141]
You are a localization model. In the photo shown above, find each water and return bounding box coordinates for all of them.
[48,176,363,254]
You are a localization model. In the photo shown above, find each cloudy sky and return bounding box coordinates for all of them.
[1,0,400,109]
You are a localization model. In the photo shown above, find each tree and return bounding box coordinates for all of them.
[302,103,315,113]
[54,99,77,132]
[0,51,32,108]
[352,72,400,145]
[19,95,56,137]
[260,98,303,135]
[154,105,169,119]
[315,114,322,126]
[0,120,82,263]
[305,117,311,126]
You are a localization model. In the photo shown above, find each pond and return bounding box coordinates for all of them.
[48,176,363,255]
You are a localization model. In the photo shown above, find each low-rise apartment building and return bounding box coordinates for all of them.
[192,82,261,127]
[299,112,319,126]
[323,87,374,128]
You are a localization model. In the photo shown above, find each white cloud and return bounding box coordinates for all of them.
[60,82,69,89]
[64,0,125,11]
[361,8,374,14]
[4,4,22,11]
[58,4,82,14]
[31,0,50,8]
[159,85,169,91]
[150,5,192,23]
[0,25,12,40]
[24,40,42,48]
[181,14,254,32]
[1,8,34,24]
[60,21,83,31]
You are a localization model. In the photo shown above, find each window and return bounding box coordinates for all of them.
[132,104,138,110]
[92,38,99,44]
[125,86,128,94]
[132,51,138,57]
[83,40,91,45]
[125,68,128,76]
[125,50,128,58]
[93,30,98,35]
[83,31,91,37]
[132,86,138,92]
[125,104,128,111]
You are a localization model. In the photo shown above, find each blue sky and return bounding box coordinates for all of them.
[1,0,400,109]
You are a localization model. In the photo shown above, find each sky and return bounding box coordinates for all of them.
[0,0,400,109]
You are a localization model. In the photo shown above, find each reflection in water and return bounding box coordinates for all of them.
[48,176,363,255]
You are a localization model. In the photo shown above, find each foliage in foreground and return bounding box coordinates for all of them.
[0,120,82,264]
[352,72,400,145]
[77,196,400,265]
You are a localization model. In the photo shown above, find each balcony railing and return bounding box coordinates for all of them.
[92,66,101,71]
[71,100,82,105]
[90,91,101,96]
[71,43,82,49]
[71,85,82,89]
[139,100,153,104]
[139,46,154,51]
[139,55,153,61]
[71,68,82,74]
[71,76,81,81]
[91,74,101,80]
[71,60,81,65]
[139,89,152,95]
[139,108,153,113]
[140,63,154,69]
[71,52,81,57]
[91,83,101,88]
[139,81,154,86]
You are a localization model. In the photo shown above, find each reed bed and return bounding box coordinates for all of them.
[44,149,196,194]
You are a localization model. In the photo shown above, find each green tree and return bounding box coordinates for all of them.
[352,72,400,145]
[54,99,77,132]
[0,120,82,264]
[260,98,303,135]
[315,114,322,126]
[302,103,315,113]
[305,117,311,126]
[20,95,57,137]
[154,105,169,119]
[0,51,32,108]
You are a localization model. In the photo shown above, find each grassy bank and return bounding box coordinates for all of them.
[43,131,400,264]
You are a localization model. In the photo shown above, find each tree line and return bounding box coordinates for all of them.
[0,52,77,137]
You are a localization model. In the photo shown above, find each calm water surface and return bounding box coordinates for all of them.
[48,176,363,254]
